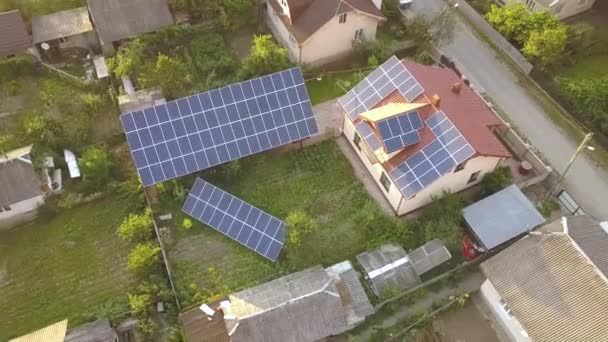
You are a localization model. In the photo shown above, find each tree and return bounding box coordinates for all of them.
[118,209,153,243]
[140,54,190,100]
[522,25,568,70]
[558,75,608,133]
[381,0,401,21]
[19,113,62,152]
[405,13,455,53]
[80,146,113,188]
[485,3,532,44]
[239,35,293,79]
[128,243,161,273]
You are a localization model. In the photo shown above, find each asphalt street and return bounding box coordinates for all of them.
[408,0,608,219]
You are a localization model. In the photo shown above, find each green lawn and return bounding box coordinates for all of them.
[0,196,136,340]
[161,140,395,307]
[559,55,608,80]
[306,71,366,105]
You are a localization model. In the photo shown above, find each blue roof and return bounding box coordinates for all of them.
[462,184,545,250]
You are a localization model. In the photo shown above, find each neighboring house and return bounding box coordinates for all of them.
[86,0,173,55]
[265,0,385,65]
[479,215,608,342]
[338,56,512,215]
[32,7,99,57]
[0,146,45,230]
[0,10,31,57]
[500,0,596,19]
[9,319,118,342]
[181,261,374,342]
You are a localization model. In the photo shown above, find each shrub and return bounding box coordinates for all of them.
[182,218,193,230]
[140,54,190,100]
[240,35,293,79]
[479,166,513,198]
[128,243,162,273]
[136,318,157,341]
[128,292,152,317]
[118,209,153,243]
[537,199,559,218]
[285,210,317,249]
[80,146,114,190]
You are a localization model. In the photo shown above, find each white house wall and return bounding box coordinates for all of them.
[343,113,502,215]
[396,154,501,215]
[480,280,531,342]
[266,4,301,62]
[300,11,379,65]
[0,195,45,230]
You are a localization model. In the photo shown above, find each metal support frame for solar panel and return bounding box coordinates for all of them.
[121,67,319,187]
[338,56,425,120]
[376,111,423,153]
[389,110,476,199]
[182,178,285,261]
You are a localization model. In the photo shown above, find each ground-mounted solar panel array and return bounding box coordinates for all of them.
[120,67,319,186]
[338,56,425,120]
[182,178,285,261]
[376,111,423,153]
[355,121,382,151]
[389,111,476,199]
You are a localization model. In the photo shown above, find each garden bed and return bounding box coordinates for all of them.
[0,196,136,340]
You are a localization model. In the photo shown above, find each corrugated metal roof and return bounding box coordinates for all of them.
[0,10,31,56]
[9,320,68,342]
[0,151,43,207]
[356,243,421,296]
[481,233,608,342]
[408,239,451,275]
[64,319,115,342]
[32,7,93,44]
[462,184,544,250]
[566,215,608,277]
[326,261,375,318]
[87,0,173,45]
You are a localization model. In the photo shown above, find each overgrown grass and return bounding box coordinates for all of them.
[560,55,608,80]
[0,196,136,340]
[160,140,398,307]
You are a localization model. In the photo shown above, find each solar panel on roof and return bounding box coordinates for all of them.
[182,178,285,261]
[338,56,425,120]
[376,111,423,153]
[355,121,382,151]
[121,67,319,187]
[389,111,475,199]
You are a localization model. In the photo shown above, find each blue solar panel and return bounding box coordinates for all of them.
[389,111,476,199]
[182,178,285,261]
[121,68,319,187]
[355,121,383,151]
[376,111,423,153]
[338,56,425,120]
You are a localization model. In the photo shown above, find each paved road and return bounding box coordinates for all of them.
[408,0,608,220]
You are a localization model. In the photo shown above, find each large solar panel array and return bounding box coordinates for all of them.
[355,121,382,151]
[338,56,424,121]
[377,111,423,153]
[120,68,319,187]
[182,178,285,261]
[389,111,476,199]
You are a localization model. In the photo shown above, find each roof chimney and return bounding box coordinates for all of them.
[451,82,462,94]
[431,94,440,108]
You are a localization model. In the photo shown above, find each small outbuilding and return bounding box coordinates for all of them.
[32,7,99,59]
[0,10,31,57]
[462,184,545,251]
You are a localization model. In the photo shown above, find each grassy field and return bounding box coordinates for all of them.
[0,196,136,340]
[161,140,394,307]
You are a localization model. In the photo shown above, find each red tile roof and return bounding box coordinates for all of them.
[380,61,511,170]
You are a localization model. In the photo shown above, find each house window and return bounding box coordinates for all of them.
[454,161,466,173]
[467,171,481,184]
[353,132,363,151]
[339,13,347,24]
[499,299,513,317]
[380,172,391,192]
[354,29,364,40]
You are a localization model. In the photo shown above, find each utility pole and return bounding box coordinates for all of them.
[544,132,593,202]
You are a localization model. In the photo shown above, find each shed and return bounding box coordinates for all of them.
[0,10,31,57]
[64,319,117,342]
[462,184,545,250]
[356,243,421,296]
[408,239,452,275]
[32,7,95,46]
[87,0,173,54]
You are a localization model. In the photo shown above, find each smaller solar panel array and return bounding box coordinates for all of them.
[338,56,424,120]
[182,178,285,261]
[389,111,476,199]
[355,121,382,151]
[376,111,423,153]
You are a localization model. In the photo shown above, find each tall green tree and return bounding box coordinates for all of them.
[522,25,568,70]
[239,35,293,79]
[80,146,113,188]
[486,4,559,46]
[140,54,190,100]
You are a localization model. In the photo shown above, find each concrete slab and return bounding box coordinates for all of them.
[312,100,342,136]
